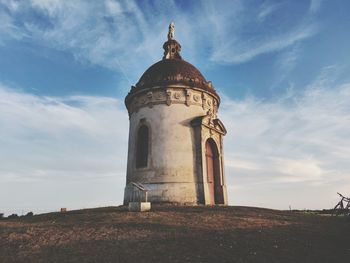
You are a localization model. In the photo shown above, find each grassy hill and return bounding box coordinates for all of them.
[1,205,349,262]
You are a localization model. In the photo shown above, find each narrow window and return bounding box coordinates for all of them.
[136,125,149,168]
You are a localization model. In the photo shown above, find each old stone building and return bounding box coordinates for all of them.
[124,23,228,205]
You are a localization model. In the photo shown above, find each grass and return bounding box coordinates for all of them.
[1,205,349,262]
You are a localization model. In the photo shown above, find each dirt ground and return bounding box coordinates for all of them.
[1,205,349,263]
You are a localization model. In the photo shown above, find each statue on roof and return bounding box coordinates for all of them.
[168,22,175,40]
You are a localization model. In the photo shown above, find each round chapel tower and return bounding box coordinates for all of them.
[124,23,228,205]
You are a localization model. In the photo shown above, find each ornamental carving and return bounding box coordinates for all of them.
[126,87,219,115]
[185,89,191,106]
[201,93,207,109]
[156,92,163,100]
[166,90,172,106]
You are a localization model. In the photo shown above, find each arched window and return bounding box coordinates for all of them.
[136,125,149,168]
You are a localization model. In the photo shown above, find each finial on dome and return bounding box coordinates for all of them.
[168,22,175,40]
[163,22,182,60]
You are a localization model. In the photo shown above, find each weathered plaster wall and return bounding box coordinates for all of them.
[124,86,227,205]
[125,101,206,204]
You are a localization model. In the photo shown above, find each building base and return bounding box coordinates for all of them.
[128,202,151,212]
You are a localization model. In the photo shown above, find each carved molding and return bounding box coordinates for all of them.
[126,87,219,115]
[201,93,207,110]
[185,89,191,106]
[166,90,172,106]
[147,91,153,108]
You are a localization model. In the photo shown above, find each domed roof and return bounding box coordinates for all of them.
[129,23,218,97]
[136,59,207,88]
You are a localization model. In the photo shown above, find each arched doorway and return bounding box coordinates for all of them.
[205,139,224,204]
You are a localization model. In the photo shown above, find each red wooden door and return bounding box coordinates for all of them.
[206,141,215,205]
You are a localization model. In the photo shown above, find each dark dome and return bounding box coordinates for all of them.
[128,31,218,97]
[137,59,207,88]
[131,59,218,98]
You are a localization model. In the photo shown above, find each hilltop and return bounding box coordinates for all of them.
[1,206,349,262]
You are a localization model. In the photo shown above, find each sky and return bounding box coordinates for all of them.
[1,0,350,215]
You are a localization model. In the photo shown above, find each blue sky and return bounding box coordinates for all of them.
[1,0,350,215]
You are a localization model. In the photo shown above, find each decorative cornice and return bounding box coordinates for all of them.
[125,86,220,116]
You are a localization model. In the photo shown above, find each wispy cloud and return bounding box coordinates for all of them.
[198,0,321,64]
[306,64,345,89]
[0,0,161,82]
[211,23,317,64]
[257,2,282,22]
[221,70,350,209]
[271,45,300,88]
[0,0,322,76]
[310,0,323,13]
[105,0,123,15]
[0,83,129,215]
[276,46,300,73]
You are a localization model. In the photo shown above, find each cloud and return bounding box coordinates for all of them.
[257,2,282,22]
[211,23,317,64]
[310,0,323,13]
[0,0,321,77]
[105,0,123,15]
[202,1,320,64]
[271,45,300,89]
[306,64,345,89]
[276,46,300,74]
[0,83,129,215]
[220,72,350,209]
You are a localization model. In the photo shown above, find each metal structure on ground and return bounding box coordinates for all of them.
[332,192,350,216]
